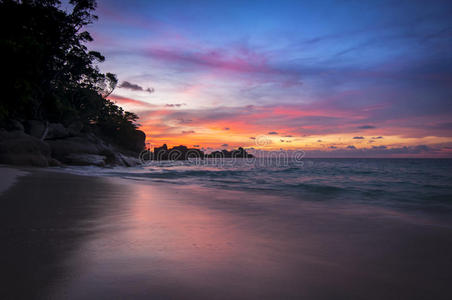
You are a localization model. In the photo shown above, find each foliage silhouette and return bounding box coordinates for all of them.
[0,0,143,152]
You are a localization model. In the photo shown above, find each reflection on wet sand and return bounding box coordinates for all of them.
[1,170,452,299]
[0,171,123,299]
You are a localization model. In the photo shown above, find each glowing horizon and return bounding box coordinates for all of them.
[91,0,452,157]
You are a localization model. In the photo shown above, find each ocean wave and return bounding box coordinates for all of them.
[57,158,452,208]
[110,169,248,180]
[285,182,347,194]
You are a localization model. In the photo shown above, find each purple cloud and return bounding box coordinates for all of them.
[119,81,154,94]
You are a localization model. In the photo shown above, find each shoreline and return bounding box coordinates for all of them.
[2,164,452,227]
[0,165,29,196]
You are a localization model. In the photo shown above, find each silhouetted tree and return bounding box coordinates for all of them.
[0,0,142,151]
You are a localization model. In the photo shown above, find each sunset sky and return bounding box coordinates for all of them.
[87,0,452,157]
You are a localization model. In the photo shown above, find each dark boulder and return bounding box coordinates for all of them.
[68,121,84,136]
[0,121,145,167]
[65,153,107,167]
[48,133,113,164]
[46,133,139,167]
[5,120,24,132]
[25,120,46,139]
[132,130,146,153]
[0,130,52,167]
[116,129,146,154]
[45,123,69,139]
[118,153,141,167]
[47,136,100,158]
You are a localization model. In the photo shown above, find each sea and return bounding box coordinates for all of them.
[65,157,452,213]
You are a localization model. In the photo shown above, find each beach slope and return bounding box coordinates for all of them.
[1,167,452,299]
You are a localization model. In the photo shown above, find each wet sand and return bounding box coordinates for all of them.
[1,167,452,299]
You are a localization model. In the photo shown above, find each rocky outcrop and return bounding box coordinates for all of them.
[65,154,107,167]
[0,130,53,167]
[0,121,145,167]
[118,153,142,167]
[205,147,254,158]
[46,133,143,167]
[46,123,69,139]
[151,144,204,160]
[127,129,146,154]
[148,145,253,161]
[24,120,72,140]
[67,121,83,136]
[47,136,101,160]
[4,120,24,132]
[25,120,46,139]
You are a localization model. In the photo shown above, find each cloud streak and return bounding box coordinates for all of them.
[119,81,155,94]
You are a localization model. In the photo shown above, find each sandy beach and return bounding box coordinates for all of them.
[1,166,452,299]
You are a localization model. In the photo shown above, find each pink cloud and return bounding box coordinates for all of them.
[143,46,303,86]
[108,94,155,109]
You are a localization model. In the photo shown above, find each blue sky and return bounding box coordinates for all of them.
[86,0,452,156]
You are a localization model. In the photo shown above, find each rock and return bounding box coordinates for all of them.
[48,136,100,154]
[118,153,141,167]
[0,130,51,166]
[65,154,106,166]
[68,121,83,136]
[116,129,146,154]
[45,123,69,139]
[152,144,205,160]
[5,120,24,132]
[153,144,168,160]
[47,136,101,162]
[47,134,126,167]
[25,120,46,139]
[0,123,144,167]
[0,153,49,167]
[131,130,146,153]
[48,158,63,167]
[205,147,253,158]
